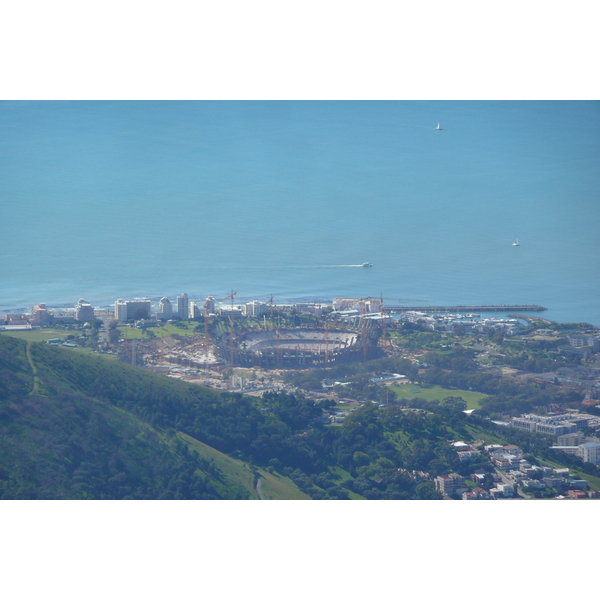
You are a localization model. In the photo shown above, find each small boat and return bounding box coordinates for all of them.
[362,262,373,267]
[512,238,519,246]
[435,122,442,130]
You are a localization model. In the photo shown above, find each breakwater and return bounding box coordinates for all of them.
[385,304,547,313]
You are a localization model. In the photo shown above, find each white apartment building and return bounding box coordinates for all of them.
[205,296,215,312]
[332,297,382,313]
[177,293,189,320]
[75,299,95,323]
[244,301,269,317]
[579,442,600,465]
[114,299,151,322]
[158,297,173,320]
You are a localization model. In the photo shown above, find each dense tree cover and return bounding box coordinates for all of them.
[282,357,419,392]
[0,386,249,500]
[421,347,479,373]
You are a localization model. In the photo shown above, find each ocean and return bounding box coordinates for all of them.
[1,101,599,325]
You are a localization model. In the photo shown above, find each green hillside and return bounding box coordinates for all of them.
[0,335,308,500]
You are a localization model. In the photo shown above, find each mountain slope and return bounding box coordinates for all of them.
[0,335,308,499]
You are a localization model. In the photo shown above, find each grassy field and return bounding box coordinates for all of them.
[177,432,309,499]
[571,470,600,492]
[0,329,71,342]
[177,432,259,498]
[117,322,203,340]
[464,424,509,445]
[257,471,311,500]
[390,383,488,410]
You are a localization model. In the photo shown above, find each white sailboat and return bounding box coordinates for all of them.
[512,238,519,246]
[435,122,442,130]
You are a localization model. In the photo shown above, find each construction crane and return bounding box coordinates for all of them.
[218,290,237,365]
[276,328,282,369]
[203,296,212,353]
[267,295,275,330]
[218,290,237,306]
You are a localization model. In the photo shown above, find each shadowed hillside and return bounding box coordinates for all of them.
[0,335,311,499]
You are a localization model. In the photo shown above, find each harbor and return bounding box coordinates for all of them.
[384,304,547,313]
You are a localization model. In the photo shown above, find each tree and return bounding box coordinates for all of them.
[442,396,467,411]
[353,451,370,467]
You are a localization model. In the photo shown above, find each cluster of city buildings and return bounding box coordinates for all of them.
[401,311,525,335]
[508,411,600,465]
[435,442,597,499]
[114,294,276,324]
[1,299,95,330]
[511,412,593,436]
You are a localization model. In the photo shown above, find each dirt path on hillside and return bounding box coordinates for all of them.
[256,476,265,500]
[26,341,41,395]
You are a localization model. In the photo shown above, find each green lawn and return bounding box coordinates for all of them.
[177,432,310,499]
[571,470,600,492]
[257,471,311,500]
[0,329,71,342]
[117,321,203,339]
[177,432,259,498]
[463,424,508,445]
[390,383,488,410]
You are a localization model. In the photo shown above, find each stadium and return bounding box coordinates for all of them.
[233,328,361,368]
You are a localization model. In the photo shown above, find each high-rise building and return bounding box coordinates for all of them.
[177,293,189,320]
[158,297,173,320]
[114,299,151,322]
[31,303,53,326]
[205,295,215,313]
[115,299,128,322]
[75,299,95,323]
[190,302,202,319]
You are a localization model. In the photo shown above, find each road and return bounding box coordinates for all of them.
[256,476,265,500]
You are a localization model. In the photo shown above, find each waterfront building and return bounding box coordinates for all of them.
[114,299,151,322]
[75,299,95,323]
[115,299,128,322]
[177,293,189,320]
[244,301,268,317]
[333,297,382,313]
[31,303,53,326]
[205,295,215,312]
[6,314,29,325]
[158,297,173,320]
[190,302,202,319]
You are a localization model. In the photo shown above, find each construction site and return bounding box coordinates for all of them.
[232,328,360,368]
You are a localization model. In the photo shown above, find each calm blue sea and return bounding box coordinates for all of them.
[1,101,599,325]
